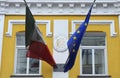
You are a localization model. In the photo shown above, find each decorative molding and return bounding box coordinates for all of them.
[103,3,108,8]
[0,0,120,15]
[81,4,86,8]
[36,3,42,8]
[71,20,117,37]
[69,4,74,8]
[47,3,52,8]
[6,20,52,37]
[54,35,68,52]
[15,4,20,8]
[58,4,63,8]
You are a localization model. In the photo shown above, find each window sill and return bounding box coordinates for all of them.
[78,75,111,78]
[10,75,43,78]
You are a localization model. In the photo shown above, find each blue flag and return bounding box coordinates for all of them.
[64,0,96,72]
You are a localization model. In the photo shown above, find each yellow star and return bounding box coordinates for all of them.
[85,23,87,26]
[73,49,75,52]
[73,36,77,40]
[77,30,80,33]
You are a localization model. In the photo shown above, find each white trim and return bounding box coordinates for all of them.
[105,37,108,75]
[12,74,42,76]
[80,46,105,49]
[104,48,108,75]
[80,74,109,76]
[80,49,82,75]
[14,34,42,75]
[14,45,17,74]
[80,47,107,75]
[15,46,42,75]
[39,60,42,75]
[26,58,30,74]
[0,15,5,70]
[92,49,95,75]
[118,15,120,35]
[80,46,108,75]
[71,20,117,37]
[6,20,52,37]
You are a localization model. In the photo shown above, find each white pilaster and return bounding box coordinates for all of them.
[53,20,68,78]
[0,14,5,70]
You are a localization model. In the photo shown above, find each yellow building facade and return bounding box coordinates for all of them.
[0,0,120,78]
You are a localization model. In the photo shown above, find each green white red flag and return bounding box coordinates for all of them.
[24,0,57,68]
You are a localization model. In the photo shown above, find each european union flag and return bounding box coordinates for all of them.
[64,0,96,72]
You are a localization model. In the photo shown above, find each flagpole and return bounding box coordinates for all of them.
[23,0,27,4]
[23,0,28,7]
[93,0,96,7]
[94,0,96,3]
[93,0,96,5]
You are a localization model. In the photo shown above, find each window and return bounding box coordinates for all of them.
[80,32,107,75]
[14,32,40,75]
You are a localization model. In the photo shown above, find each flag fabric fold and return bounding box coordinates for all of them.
[64,0,96,72]
[24,1,57,68]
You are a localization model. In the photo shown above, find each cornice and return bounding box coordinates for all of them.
[0,0,120,15]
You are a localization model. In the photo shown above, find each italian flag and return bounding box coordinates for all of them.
[25,3,57,68]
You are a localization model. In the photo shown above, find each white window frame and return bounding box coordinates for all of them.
[80,46,108,76]
[14,33,41,75]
